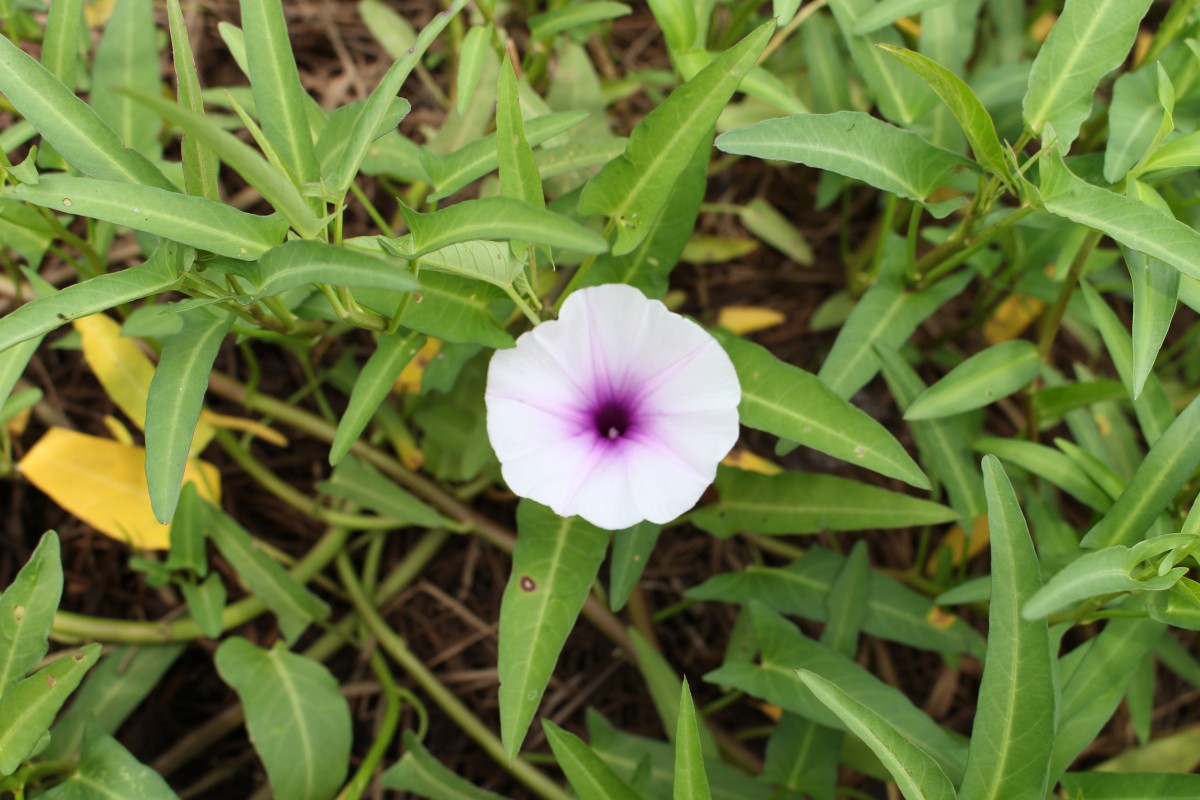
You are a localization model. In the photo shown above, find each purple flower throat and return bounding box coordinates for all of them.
[591,396,637,442]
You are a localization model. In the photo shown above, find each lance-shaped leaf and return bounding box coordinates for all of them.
[1126,248,1179,400]
[126,89,324,237]
[673,681,712,800]
[218,239,419,300]
[716,332,928,488]
[91,0,161,160]
[329,331,425,465]
[879,46,1011,185]
[718,111,973,208]
[1023,0,1153,153]
[578,22,772,255]
[530,2,632,42]
[146,307,235,523]
[1060,772,1200,800]
[958,457,1054,799]
[498,501,610,759]
[37,724,178,800]
[382,731,506,798]
[328,0,468,195]
[1105,67,1162,183]
[374,237,525,289]
[166,0,220,201]
[609,522,661,612]
[14,176,287,260]
[905,340,1040,421]
[544,721,642,800]
[0,532,62,699]
[0,245,184,355]
[399,198,607,256]
[0,644,101,776]
[1082,392,1200,548]
[974,437,1111,512]
[1038,151,1200,283]
[215,638,351,800]
[692,467,957,538]
[40,0,82,90]
[798,671,956,800]
[239,0,320,190]
[497,55,544,209]
[0,33,173,189]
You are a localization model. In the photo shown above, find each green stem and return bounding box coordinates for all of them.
[914,206,1035,289]
[1036,229,1102,359]
[335,650,403,800]
[335,553,573,800]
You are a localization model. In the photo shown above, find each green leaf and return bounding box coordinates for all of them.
[1104,67,1162,183]
[126,89,324,237]
[13,176,287,260]
[1149,577,1200,631]
[239,0,320,190]
[1033,379,1128,423]
[498,500,610,759]
[374,237,525,289]
[819,246,973,398]
[587,710,774,800]
[609,523,661,612]
[1023,0,1153,152]
[826,0,936,125]
[1023,543,1187,620]
[497,55,545,210]
[205,504,330,643]
[317,455,449,529]
[797,670,956,800]
[1050,615,1165,782]
[529,2,632,42]
[875,343,986,520]
[693,467,956,538]
[38,723,179,800]
[215,637,351,800]
[544,721,642,800]
[974,437,1111,511]
[716,332,929,489]
[1060,772,1200,800]
[673,680,712,800]
[878,45,1012,184]
[43,643,186,760]
[958,457,1054,799]
[454,23,492,115]
[575,129,709,298]
[40,0,82,91]
[146,308,234,523]
[718,111,972,207]
[1141,129,1200,173]
[738,198,813,265]
[352,273,515,350]
[0,644,101,776]
[0,34,173,189]
[180,573,226,639]
[1037,153,1200,283]
[0,531,62,699]
[328,0,467,196]
[329,331,425,465]
[1080,282,1174,445]
[381,731,506,799]
[1081,392,1200,548]
[221,239,419,300]
[166,0,221,201]
[1126,248,1179,400]
[627,629,717,755]
[400,198,607,256]
[424,111,589,201]
[578,22,772,255]
[905,340,1040,421]
[91,0,161,160]
[688,545,985,656]
[0,244,183,355]
[774,0,803,23]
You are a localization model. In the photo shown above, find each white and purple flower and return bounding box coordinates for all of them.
[485,284,741,530]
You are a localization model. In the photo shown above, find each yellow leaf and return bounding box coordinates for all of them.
[926,606,961,630]
[102,415,134,446]
[722,448,782,475]
[717,306,786,335]
[925,515,990,576]
[394,337,442,394]
[894,17,921,37]
[754,702,782,722]
[1031,11,1057,44]
[201,410,288,448]
[85,0,116,28]
[6,407,31,437]
[19,428,220,549]
[982,293,1045,344]
[75,314,156,431]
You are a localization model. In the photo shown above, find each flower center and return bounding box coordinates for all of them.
[593,399,634,441]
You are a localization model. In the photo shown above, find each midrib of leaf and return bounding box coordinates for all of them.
[220,533,312,620]
[748,135,923,199]
[74,772,129,800]
[0,676,62,752]
[269,650,318,797]
[152,317,227,468]
[1026,1,1112,131]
